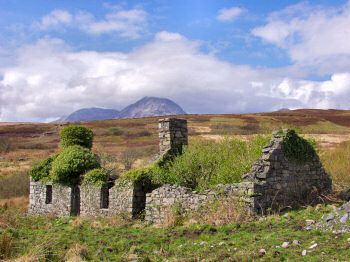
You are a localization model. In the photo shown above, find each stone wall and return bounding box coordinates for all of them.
[159,118,188,154]
[144,131,332,223]
[29,178,74,217]
[80,182,146,218]
[243,131,332,213]
[145,183,256,223]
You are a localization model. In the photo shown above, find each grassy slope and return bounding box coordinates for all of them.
[1,205,350,261]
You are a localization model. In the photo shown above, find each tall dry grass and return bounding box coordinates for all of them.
[0,171,29,199]
[194,198,252,226]
[321,141,350,191]
[0,232,12,260]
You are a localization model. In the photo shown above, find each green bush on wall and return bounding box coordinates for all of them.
[50,145,100,184]
[60,126,93,150]
[30,153,59,181]
[82,168,108,186]
[282,129,316,163]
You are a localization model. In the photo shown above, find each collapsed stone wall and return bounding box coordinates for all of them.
[29,118,332,221]
[144,131,332,223]
[243,131,332,213]
[145,183,255,223]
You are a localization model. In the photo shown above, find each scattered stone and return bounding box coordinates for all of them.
[234,248,238,251]
[200,241,207,246]
[282,242,289,249]
[302,250,307,256]
[107,247,113,252]
[128,254,138,259]
[18,158,25,161]
[292,240,300,246]
[309,244,318,249]
[284,213,291,219]
[219,242,225,246]
[259,249,266,256]
[347,238,350,242]
[100,240,107,246]
[340,213,349,224]
[305,219,315,225]
[323,213,335,222]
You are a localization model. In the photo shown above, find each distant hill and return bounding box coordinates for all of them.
[118,97,186,119]
[278,108,291,111]
[54,97,186,122]
[56,108,119,122]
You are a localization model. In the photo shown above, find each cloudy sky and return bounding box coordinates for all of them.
[1,0,350,122]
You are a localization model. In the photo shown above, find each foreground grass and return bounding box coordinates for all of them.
[1,205,350,261]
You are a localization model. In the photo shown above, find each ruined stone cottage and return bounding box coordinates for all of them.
[29,118,332,222]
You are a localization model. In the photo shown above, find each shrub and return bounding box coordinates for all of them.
[0,171,30,199]
[0,138,11,153]
[30,153,59,181]
[82,168,108,186]
[152,135,270,191]
[60,126,93,150]
[107,127,124,136]
[282,129,316,163]
[51,145,100,184]
[120,148,140,171]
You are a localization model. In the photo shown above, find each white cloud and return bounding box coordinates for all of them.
[217,7,244,22]
[79,9,147,38]
[33,9,72,30]
[1,32,350,122]
[252,1,350,62]
[33,7,148,39]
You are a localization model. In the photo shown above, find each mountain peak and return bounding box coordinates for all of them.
[54,97,186,122]
[118,97,186,119]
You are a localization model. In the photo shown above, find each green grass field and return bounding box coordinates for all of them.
[1,204,349,261]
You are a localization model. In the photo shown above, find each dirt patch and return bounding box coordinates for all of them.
[303,134,350,149]
[192,126,211,133]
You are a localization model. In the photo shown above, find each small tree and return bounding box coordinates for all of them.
[50,145,100,184]
[60,126,93,150]
[120,148,139,171]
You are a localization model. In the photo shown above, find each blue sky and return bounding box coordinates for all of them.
[1,0,350,121]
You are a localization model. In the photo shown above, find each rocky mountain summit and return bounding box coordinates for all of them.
[118,97,186,119]
[55,97,186,122]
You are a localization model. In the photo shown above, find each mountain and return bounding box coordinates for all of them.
[54,97,186,122]
[118,97,186,119]
[57,108,119,122]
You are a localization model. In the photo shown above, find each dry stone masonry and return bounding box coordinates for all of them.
[144,130,332,222]
[29,118,332,222]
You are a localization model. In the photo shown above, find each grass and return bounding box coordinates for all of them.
[321,141,350,190]
[0,203,349,261]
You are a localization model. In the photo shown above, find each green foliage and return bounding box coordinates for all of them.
[29,154,59,181]
[60,126,93,150]
[50,145,100,184]
[282,129,316,163]
[122,165,161,189]
[82,168,108,186]
[107,127,124,136]
[152,135,270,191]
